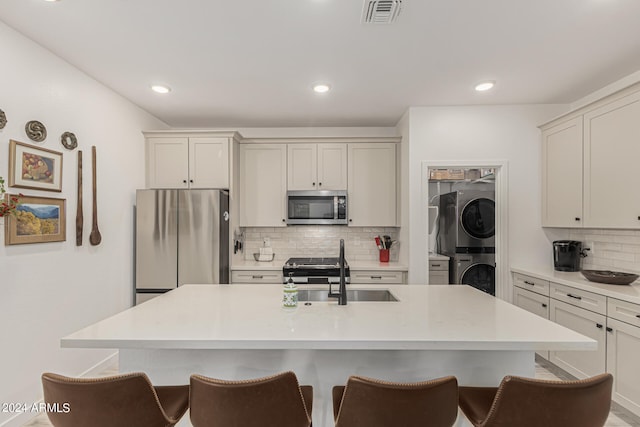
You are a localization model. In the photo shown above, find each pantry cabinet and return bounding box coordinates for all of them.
[240,144,287,227]
[287,143,347,190]
[347,143,397,227]
[540,84,640,229]
[146,136,230,189]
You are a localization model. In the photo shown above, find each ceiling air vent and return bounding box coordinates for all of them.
[362,0,402,24]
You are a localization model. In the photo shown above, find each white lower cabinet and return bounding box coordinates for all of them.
[428,260,449,284]
[606,297,640,417]
[549,299,606,379]
[231,270,282,284]
[513,286,550,359]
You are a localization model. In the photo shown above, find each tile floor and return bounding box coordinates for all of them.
[23,359,640,426]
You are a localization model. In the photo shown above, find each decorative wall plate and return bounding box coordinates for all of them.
[61,132,78,150]
[0,109,6,129]
[25,120,47,142]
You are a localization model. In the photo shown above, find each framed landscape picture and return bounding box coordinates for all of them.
[4,195,66,245]
[8,140,63,192]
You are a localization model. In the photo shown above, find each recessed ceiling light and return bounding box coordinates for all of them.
[151,85,171,94]
[475,81,495,92]
[312,83,331,94]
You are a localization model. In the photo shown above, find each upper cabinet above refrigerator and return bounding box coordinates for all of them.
[144,131,241,189]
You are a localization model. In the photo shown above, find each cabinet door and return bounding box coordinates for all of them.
[549,299,606,379]
[347,143,396,226]
[147,137,189,189]
[429,270,449,285]
[287,144,317,190]
[584,90,640,228]
[240,144,287,227]
[513,286,550,359]
[541,117,583,227]
[189,137,229,189]
[606,318,640,417]
[317,144,347,190]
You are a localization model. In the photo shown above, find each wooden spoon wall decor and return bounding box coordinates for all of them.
[89,146,102,246]
[76,150,83,246]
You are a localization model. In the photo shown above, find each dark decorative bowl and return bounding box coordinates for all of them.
[581,270,639,285]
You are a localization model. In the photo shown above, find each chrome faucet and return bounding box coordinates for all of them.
[329,239,347,305]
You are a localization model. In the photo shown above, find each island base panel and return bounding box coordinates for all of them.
[119,349,534,427]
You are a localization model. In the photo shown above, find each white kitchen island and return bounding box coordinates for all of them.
[62,285,595,427]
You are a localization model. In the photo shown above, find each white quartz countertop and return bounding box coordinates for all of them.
[512,266,640,305]
[231,260,408,271]
[62,284,594,352]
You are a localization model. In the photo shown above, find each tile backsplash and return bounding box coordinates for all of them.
[241,226,400,262]
[568,229,640,273]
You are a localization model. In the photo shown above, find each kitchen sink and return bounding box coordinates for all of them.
[297,289,398,302]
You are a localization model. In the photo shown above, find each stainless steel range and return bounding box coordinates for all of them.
[282,257,351,284]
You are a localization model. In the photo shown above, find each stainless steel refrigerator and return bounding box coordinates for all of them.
[135,189,230,304]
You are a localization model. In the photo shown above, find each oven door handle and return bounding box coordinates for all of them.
[334,196,339,220]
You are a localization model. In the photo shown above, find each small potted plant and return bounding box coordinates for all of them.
[0,176,21,217]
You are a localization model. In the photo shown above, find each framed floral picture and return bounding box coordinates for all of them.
[4,194,66,245]
[8,140,63,192]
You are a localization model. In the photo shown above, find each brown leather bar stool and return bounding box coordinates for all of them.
[458,373,613,427]
[332,375,458,427]
[190,370,313,427]
[41,372,189,427]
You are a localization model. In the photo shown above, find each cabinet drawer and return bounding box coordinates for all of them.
[550,282,606,315]
[608,298,640,327]
[231,270,282,284]
[513,273,549,296]
[428,260,449,271]
[350,271,405,284]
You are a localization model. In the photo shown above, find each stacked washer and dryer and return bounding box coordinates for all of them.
[438,190,496,295]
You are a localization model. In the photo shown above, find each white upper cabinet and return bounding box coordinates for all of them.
[583,90,640,228]
[189,138,230,189]
[541,117,583,227]
[146,136,229,189]
[540,84,640,229]
[240,144,287,227]
[347,143,397,227]
[287,143,347,190]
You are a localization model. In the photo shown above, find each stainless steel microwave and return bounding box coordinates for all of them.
[286,190,348,225]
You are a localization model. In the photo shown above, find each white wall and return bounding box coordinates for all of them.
[0,22,167,426]
[403,105,570,284]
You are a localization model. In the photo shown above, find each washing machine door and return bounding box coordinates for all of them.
[460,198,495,239]
[461,263,495,295]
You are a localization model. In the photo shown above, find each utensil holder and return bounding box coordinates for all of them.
[379,249,390,263]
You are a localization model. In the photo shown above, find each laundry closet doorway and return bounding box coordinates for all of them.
[422,161,509,300]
